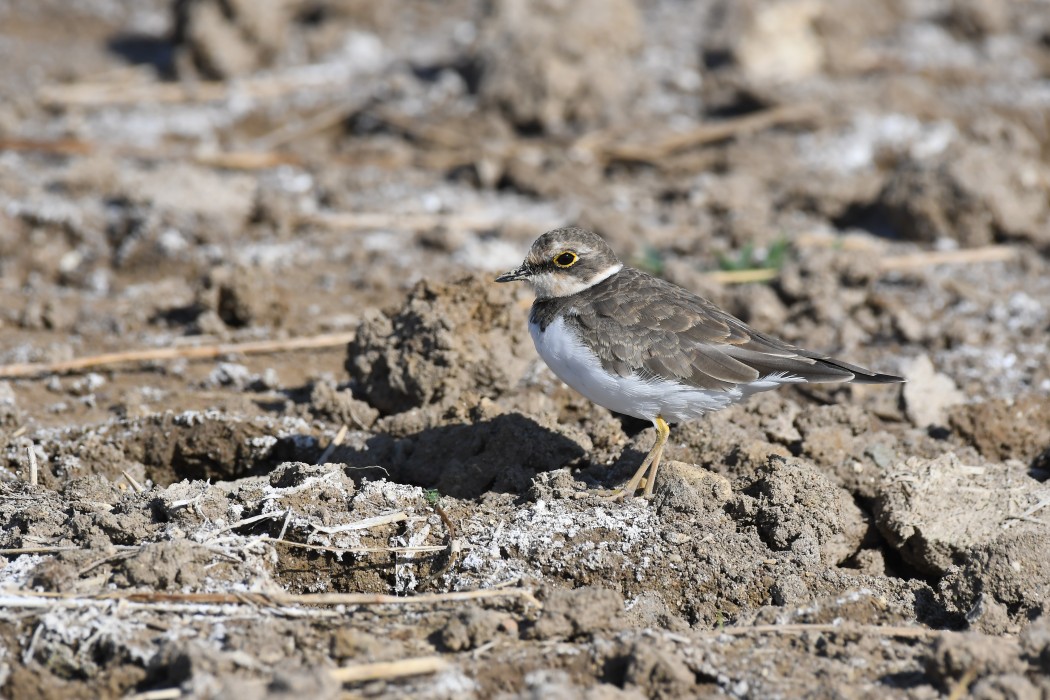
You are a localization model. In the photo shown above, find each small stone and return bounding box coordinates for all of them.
[902,354,965,428]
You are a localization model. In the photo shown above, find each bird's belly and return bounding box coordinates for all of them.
[528,317,743,423]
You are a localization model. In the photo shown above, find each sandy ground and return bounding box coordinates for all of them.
[1,0,1049,698]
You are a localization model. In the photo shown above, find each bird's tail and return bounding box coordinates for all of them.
[816,357,904,384]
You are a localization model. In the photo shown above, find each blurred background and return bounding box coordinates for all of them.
[1,0,1048,411]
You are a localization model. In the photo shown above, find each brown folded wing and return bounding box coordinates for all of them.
[566,268,899,391]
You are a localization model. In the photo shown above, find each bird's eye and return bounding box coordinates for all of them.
[553,251,578,268]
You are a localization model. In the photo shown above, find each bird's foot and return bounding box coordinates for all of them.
[596,478,650,502]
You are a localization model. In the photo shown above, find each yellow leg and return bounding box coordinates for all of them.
[606,416,670,500]
[642,417,670,498]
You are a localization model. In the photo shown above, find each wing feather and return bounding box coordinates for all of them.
[565,268,902,391]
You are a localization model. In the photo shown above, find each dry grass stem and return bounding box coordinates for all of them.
[192,150,301,170]
[328,656,450,684]
[252,99,364,151]
[700,244,1020,286]
[0,546,81,555]
[297,211,509,233]
[1004,495,1050,529]
[264,537,446,556]
[0,586,540,609]
[310,511,408,533]
[316,424,349,465]
[37,64,352,107]
[0,138,300,170]
[600,105,820,163]
[713,623,953,638]
[214,511,287,534]
[124,688,183,700]
[76,551,137,577]
[879,246,1018,271]
[946,666,979,700]
[702,268,780,285]
[121,470,146,493]
[0,332,356,379]
[0,137,94,155]
[276,508,293,542]
[26,447,38,486]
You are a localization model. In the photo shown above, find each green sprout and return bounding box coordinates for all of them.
[631,244,666,276]
[718,236,791,273]
[714,610,726,630]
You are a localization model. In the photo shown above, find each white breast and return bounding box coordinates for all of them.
[528,315,804,423]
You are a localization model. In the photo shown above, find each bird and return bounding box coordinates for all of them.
[495,227,903,500]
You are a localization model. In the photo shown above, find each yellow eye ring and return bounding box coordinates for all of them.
[553,251,578,268]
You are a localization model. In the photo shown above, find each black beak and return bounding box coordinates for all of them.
[495,263,531,283]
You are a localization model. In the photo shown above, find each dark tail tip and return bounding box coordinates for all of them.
[850,371,905,385]
[817,357,905,384]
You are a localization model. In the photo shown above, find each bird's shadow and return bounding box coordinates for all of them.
[331,413,586,499]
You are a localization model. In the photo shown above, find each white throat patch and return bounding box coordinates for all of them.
[530,262,623,299]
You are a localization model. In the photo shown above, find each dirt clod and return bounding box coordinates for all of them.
[620,641,696,698]
[1021,616,1050,672]
[477,0,643,133]
[874,452,1050,587]
[200,265,288,329]
[309,379,379,429]
[879,145,1050,249]
[175,0,289,79]
[941,528,1050,627]
[440,606,509,651]
[903,354,966,428]
[526,586,627,641]
[925,633,1026,692]
[651,461,733,517]
[347,276,534,415]
[734,455,869,566]
[115,540,212,590]
[949,396,1050,464]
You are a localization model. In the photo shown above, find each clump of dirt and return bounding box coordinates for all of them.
[114,539,216,589]
[524,586,627,640]
[196,265,290,330]
[948,396,1050,464]
[732,455,870,566]
[925,632,1025,690]
[1022,616,1050,672]
[940,527,1050,633]
[439,606,515,651]
[174,0,289,79]
[477,0,643,133]
[873,452,1050,629]
[308,379,379,429]
[901,354,966,428]
[346,276,534,415]
[879,144,1050,249]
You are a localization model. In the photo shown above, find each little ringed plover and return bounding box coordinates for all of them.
[496,227,903,499]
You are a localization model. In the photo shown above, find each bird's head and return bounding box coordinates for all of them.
[495,227,623,298]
